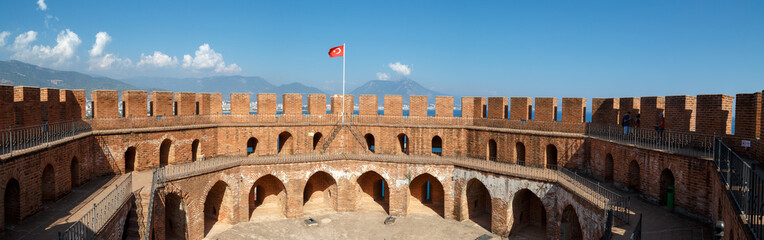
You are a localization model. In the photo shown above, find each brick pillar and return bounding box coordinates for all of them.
[665,95,696,132]
[510,97,532,120]
[257,93,277,115]
[734,92,762,139]
[486,97,508,119]
[149,91,173,117]
[619,97,640,126]
[461,97,485,118]
[696,94,733,135]
[592,98,619,125]
[0,85,14,128]
[282,93,303,115]
[330,94,353,115]
[562,97,586,123]
[14,86,41,126]
[435,96,454,117]
[122,91,147,117]
[384,95,403,116]
[41,88,60,123]
[91,90,119,118]
[71,90,86,119]
[230,93,250,115]
[358,95,378,115]
[307,94,326,115]
[535,97,558,121]
[640,97,665,129]
[409,95,428,117]
[173,92,196,115]
[195,93,210,115]
[210,93,222,115]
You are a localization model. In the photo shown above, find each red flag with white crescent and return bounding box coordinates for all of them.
[328,45,344,57]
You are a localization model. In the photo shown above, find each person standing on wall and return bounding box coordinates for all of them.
[623,111,631,134]
[655,113,665,139]
[635,114,641,128]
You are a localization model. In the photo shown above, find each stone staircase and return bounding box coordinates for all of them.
[320,125,344,153]
[320,124,369,153]
[123,187,152,240]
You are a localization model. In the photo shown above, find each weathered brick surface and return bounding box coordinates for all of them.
[534,97,557,121]
[409,95,428,117]
[230,93,250,115]
[734,92,761,139]
[591,98,619,125]
[307,94,326,115]
[665,95,696,132]
[486,97,507,119]
[210,93,223,115]
[92,90,119,118]
[435,96,453,117]
[150,91,173,117]
[173,92,196,115]
[618,97,640,125]
[1,85,15,128]
[696,94,733,135]
[330,94,353,115]
[510,97,532,120]
[123,91,147,117]
[384,95,403,116]
[282,93,302,115]
[562,97,585,123]
[640,96,665,129]
[14,86,41,126]
[40,88,60,123]
[358,95,378,115]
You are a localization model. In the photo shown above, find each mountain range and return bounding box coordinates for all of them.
[0,60,448,100]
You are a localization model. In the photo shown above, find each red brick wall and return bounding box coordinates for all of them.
[619,97,640,125]
[562,97,585,123]
[210,93,223,115]
[149,92,173,117]
[41,88,60,123]
[307,94,326,115]
[123,91,147,117]
[665,95,696,132]
[1,85,15,129]
[510,97,532,120]
[640,96,665,129]
[384,95,403,116]
[734,92,761,139]
[435,96,453,117]
[592,98,619,125]
[330,94,353,115]
[230,93,250,115]
[696,94,733,135]
[92,90,119,119]
[486,97,508,119]
[461,97,485,118]
[535,97,557,121]
[409,95,428,117]
[358,95,378,115]
[282,93,302,115]
[14,86,41,126]
[258,93,277,115]
[173,92,196,115]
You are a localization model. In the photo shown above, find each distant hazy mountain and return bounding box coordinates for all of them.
[0,60,139,92]
[351,79,446,102]
[122,76,324,99]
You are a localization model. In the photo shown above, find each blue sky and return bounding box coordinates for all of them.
[0,1,762,97]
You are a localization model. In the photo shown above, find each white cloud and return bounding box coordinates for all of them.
[182,44,241,73]
[376,72,390,80]
[11,29,81,66]
[0,31,10,47]
[89,32,111,57]
[137,51,178,68]
[37,0,47,11]
[388,62,411,76]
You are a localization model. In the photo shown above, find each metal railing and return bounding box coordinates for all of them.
[59,173,133,240]
[713,138,763,239]
[0,120,92,158]
[630,214,643,240]
[558,167,630,224]
[587,123,714,159]
[143,168,162,240]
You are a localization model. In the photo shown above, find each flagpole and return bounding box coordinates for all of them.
[341,43,346,122]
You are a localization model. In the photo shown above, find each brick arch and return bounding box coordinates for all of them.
[1,169,25,231]
[124,146,137,173]
[41,164,56,202]
[277,131,294,154]
[431,135,443,156]
[302,171,338,213]
[69,156,81,188]
[364,133,376,153]
[158,184,192,240]
[604,153,614,181]
[407,173,445,218]
[487,138,497,161]
[248,174,288,220]
[3,178,22,229]
[545,143,558,168]
[201,179,235,237]
[628,159,641,191]
[510,188,547,236]
[397,133,410,154]
[311,132,323,151]
[159,138,174,166]
[560,204,583,240]
[465,177,492,231]
[356,170,390,214]
[515,141,527,165]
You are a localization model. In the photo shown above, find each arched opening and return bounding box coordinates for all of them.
[248,175,287,221]
[204,181,231,237]
[164,193,187,240]
[364,134,375,153]
[277,131,294,154]
[159,139,173,166]
[246,137,258,156]
[191,139,200,162]
[561,205,583,240]
[356,171,389,214]
[303,171,337,214]
[70,157,80,188]
[4,178,21,228]
[511,189,547,237]
[397,134,409,154]
[125,147,136,173]
[466,178,492,231]
[42,164,56,202]
[516,142,526,165]
[605,154,614,181]
[659,169,675,206]
[408,174,444,217]
[487,139,497,161]
[546,144,558,168]
[312,132,323,150]
[431,136,443,156]
[628,160,640,191]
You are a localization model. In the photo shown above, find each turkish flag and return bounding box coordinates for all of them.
[328,45,344,57]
